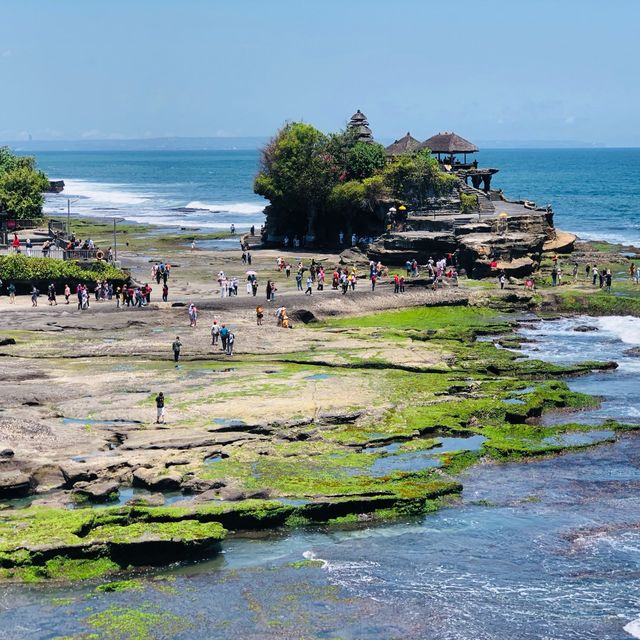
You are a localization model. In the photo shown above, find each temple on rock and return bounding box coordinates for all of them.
[372,114,575,277]
[257,109,576,278]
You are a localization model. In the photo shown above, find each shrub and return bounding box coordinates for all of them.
[460,193,479,213]
[0,254,129,293]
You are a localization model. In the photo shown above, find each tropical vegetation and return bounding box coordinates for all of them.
[0,254,128,290]
[0,147,49,221]
[254,122,460,243]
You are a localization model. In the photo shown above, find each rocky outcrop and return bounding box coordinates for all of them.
[543,230,577,254]
[0,470,34,498]
[72,480,120,503]
[132,467,182,492]
[368,208,557,278]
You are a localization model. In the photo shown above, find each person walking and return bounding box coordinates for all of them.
[8,283,16,303]
[499,273,506,290]
[266,280,272,301]
[256,305,264,326]
[155,392,165,424]
[162,283,168,302]
[63,284,70,304]
[25,238,32,257]
[605,270,612,293]
[211,321,220,346]
[296,272,303,291]
[188,303,198,327]
[305,275,313,295]
[47,283,57,305]
[172,336,182,363]
[226,331,235,356]
[220,324,229,351]
[31,285,39,307]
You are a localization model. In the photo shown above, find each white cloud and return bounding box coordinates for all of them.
[1,50,12,58]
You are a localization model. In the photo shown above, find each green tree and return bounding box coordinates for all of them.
[362,175,388,211]
[328,180,367,212]
[0,146,37,174]
[0,146,48,220]
[345,142,387,180]
[0,166,49,220]
[383,149,457,206]
[254,122,337,240]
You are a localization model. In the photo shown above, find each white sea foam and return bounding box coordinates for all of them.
[624,617,640,638]
[185,200,265,215]
[573,229,640,248]
[59,179,151,205]
[597,316,640,346]
[302,550,329,569]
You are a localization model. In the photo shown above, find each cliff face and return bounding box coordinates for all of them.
[367,191,568,277]
[45,180,65,193]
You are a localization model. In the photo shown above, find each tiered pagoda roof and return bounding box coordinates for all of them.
[348,109,374,143]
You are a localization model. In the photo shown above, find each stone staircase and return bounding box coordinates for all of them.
[459,183,495,215]
[242,233,264,249]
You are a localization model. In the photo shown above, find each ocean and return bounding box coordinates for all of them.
[35,148,640,245]
[38,150,267,231]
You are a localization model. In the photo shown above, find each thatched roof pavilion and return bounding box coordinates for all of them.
[385,132,421,156]
[348,109,374,144]
[420,132,479,161]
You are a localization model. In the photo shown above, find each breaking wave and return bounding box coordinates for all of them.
[184,200,265,215]
[597,316,640,346]
[59,179,152,206]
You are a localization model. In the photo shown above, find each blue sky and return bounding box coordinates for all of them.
[1,0,638,145]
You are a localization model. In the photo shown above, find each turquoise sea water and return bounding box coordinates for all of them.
[35,148,640,244]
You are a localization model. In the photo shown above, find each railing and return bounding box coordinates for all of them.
[64,248,101,261]
[48,220,66,235]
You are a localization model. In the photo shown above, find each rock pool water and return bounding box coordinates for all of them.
[366,435,488,476]
[3,315,640,639]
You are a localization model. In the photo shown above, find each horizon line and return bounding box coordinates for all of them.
[2,136,635,151]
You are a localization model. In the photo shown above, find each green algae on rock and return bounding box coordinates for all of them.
[0,296,630,584]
